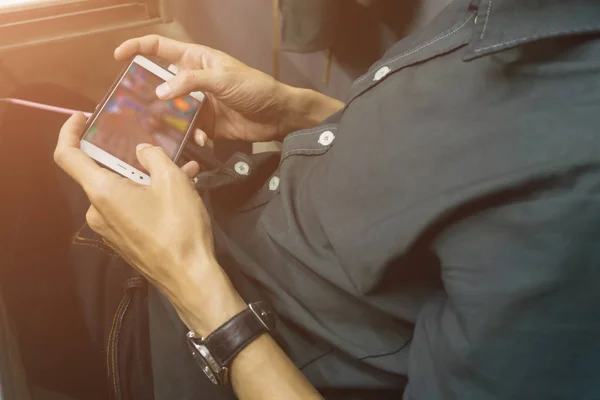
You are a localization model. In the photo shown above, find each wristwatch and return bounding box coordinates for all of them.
[186,301,275,385]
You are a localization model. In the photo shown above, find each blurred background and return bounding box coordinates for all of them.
[0,0,452,104]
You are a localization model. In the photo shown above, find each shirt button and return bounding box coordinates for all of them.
[269,176,280,191]
[234,161,250,176]
[318,130,335,146]
[373,66,391,81]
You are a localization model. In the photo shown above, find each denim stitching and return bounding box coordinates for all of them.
[72,223,105,245]
[112,297,131,396]
[283,129,338,151]
[72,241,119,257]
[282,128,338,161]
[354,13,475,85]
[108,294,130,397]
[72,223,119,256]
[107,297,122,395]
[473,26,600,52]
[74,235,107,246]
[480,0,492,39]
[285,125,338,140]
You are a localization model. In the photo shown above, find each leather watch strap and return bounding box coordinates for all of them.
[203,302,275,367]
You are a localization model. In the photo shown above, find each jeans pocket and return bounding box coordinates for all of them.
[107,277,154,400]
[72,223,119,257]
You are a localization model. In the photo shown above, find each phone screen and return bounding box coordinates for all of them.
[83,62,200,173]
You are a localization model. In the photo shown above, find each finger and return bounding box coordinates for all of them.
[54,113,113,189]
[181,161,200,179]
[57,112,87,148]
[193,128,208,147]
[115,35,193,63]
[136,143,180,181]
[85,205,107,236]
[155,70,221,100]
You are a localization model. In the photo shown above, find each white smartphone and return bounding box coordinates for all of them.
[80,55,205,185]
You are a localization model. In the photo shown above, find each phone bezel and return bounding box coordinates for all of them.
[80,55,205,185]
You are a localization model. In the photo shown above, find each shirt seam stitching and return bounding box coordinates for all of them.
[480,0,492,39]
[285,125,338,141]
[353,12,475,85]
[473,26,600,52]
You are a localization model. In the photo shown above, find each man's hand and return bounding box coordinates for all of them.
[56,113,323,400]
[115,35,344,144]
[55,113,246,334]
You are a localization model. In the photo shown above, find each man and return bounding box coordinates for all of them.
[53,0,600,399]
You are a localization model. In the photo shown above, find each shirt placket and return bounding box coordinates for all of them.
[232,125,339,212]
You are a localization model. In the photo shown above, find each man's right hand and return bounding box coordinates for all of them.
[115,35,343,144]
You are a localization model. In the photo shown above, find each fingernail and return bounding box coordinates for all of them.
[156,83,172,98]
[195,129,205,147]
[136,143,152,152]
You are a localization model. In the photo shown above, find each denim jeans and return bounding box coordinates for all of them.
[0,83,251,400]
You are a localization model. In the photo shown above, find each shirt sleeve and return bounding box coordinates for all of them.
[404,167,600,400]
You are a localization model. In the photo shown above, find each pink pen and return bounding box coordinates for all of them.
[0,98,92,118]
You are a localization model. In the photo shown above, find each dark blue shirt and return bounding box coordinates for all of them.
[192,1,600,398]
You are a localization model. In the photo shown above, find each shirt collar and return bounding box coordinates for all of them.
[464,0,600,60]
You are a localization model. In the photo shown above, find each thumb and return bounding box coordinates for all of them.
[135,143,177,180]
[156,69,223,100]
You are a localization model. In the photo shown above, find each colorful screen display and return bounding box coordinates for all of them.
[83,63,200,172]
